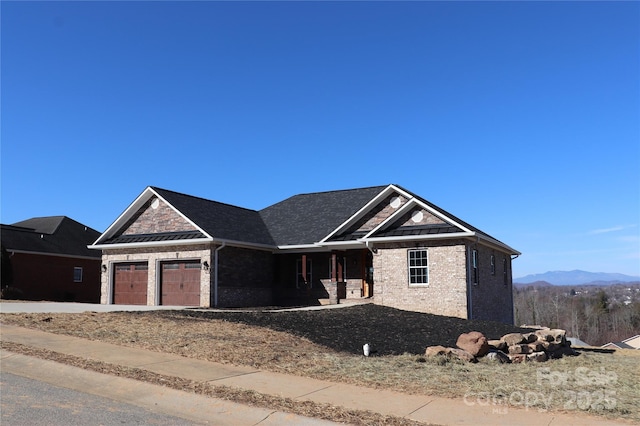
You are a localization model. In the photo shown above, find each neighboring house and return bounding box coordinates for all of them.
[601,335,640,350]
[1,216,102,302]
[567,337,591,348]
[89,184,520,323]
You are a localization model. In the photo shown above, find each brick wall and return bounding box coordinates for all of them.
[217,245,273,289]
[468,244,514,324]
[100,244,212,306]
[373,240,468,318]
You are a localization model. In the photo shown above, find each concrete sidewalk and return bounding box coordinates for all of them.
[0,324,626,426]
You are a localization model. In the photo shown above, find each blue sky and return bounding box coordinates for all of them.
[1,1,638,278]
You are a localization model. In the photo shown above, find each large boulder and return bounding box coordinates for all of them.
[485,350,511,363]
[425,345,449,357]
[502,333,525,346]
[535,329,567,344]
[456,331,490,357]
[448,348,478,363]
[488,339,507,352]
[527,351,548,362]
[508,344,532,355]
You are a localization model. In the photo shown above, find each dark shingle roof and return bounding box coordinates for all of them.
[106,230,207,244]
[2,216,101,258]
[151,188,275,246]
[259,186,387,245]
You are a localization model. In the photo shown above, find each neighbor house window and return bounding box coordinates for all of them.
[408,249,429,285]
[73,267,83,283]
[296,258,312,289]
[490,255,496,275]
[472,249,479,285]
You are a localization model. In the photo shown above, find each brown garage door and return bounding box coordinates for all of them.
[161,261,201,306]
[113,263,148,305]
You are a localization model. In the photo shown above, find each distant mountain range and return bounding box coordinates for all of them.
[514,270,640,286]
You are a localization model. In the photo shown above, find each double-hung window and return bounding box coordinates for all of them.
[408,249,429,285]
[472,249,479,285]
[73,267,83,283]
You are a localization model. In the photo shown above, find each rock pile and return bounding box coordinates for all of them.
[425,328,578,363]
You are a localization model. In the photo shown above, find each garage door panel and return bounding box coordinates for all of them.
[161,261,200,306]
[113,263,148,305]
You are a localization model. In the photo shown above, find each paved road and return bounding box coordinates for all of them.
[1,371,201,426]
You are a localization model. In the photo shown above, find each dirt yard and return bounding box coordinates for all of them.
[2,303,638,424]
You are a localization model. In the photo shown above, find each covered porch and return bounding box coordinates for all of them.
[273,249,374,306]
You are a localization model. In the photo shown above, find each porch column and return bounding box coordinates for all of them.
[329,253,338,305]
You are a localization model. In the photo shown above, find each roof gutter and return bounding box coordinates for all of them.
[363,231,474,243]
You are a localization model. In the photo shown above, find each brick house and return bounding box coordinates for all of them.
[1,216,102,302]
[90,184,520,323]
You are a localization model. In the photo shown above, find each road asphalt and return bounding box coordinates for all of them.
[0,302,631,425]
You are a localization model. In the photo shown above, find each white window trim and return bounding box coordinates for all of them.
[73,267,83,283]
[408,248,429,287]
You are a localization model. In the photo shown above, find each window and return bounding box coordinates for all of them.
[490,255,496,275]
[503,257,508,286]
[296,258,312,289]
[472,249,479,285]
[408,249,429,285]
[73,267,83,283]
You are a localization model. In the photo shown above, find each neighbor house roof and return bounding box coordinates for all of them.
[2,216,101,259]
[90,184,520,255]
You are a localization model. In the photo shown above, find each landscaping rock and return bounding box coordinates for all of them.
[485,350,511,363]
[502,333,525,346]
[487,339,507,352]
[425,345,449,357]
[456,331,490,357]
[528,342,545,353]
[526,351,548,362]
[522,333,538,344]
[448,348,477,363]
[508,354,527,363]
[508,344,532,355]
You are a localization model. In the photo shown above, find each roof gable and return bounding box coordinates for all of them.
[259,185,388,246]
[92,187,275,248]
[90,184,519,255]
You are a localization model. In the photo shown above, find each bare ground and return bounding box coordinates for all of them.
[1,303,638,423]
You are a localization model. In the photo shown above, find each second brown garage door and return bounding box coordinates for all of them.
[160,261,201,306]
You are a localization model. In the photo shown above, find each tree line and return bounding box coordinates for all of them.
[514,283,640,346]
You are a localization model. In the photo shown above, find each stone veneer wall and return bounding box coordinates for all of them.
[100,244,212,306]
[123,198,196,235]
[373,240,469,318]
[468,243,514,324]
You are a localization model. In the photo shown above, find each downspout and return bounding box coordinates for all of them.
[214,242,226,308]
[467,245,473,320]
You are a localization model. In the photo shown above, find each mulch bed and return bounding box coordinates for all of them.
[171,304,533,355]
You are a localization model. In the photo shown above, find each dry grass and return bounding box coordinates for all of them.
[1,304,638,423]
